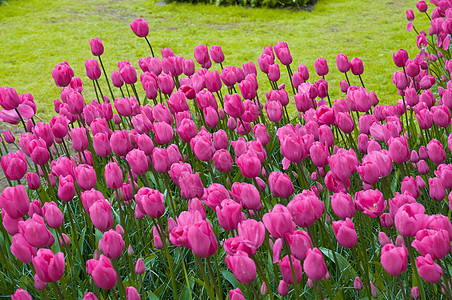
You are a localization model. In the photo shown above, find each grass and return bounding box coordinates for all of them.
[0,0,429,121]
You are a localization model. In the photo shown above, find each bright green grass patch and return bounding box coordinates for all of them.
[0,0,429,121]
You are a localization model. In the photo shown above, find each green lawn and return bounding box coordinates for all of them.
[0,0,428,120]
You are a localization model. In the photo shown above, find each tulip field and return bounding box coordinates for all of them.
[2,0,452,299]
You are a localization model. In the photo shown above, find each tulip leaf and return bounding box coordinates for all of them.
[146,290,161,300]
[320,247,357,281]
[39,188,52,203]
[220,269,240,289]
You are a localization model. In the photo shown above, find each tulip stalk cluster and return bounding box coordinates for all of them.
[2,3,452,299]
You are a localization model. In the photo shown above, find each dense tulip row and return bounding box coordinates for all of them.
[1,1,452,299]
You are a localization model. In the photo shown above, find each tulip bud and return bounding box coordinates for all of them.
[354,277,363,291]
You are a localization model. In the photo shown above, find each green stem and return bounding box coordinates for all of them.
[206,257,222,300]
[144,36,155,57]
[98,55,116,101]
[195,255,215,299]
[253,256,274,300]
[112,258,126,299]
[52,282,64,300]
[155,219,179,299]
[283,242,300,300]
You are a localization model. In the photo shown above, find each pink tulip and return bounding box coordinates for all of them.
[229,288,245,300]
[336,53,350,73]
[280,134,307,163]
[351,57,364,75]
[110,131,133,157]
[85,59,101,80]
[154,122,173,145]
[179,172,204,200]
[152,148,170,173]
[188,220,218,257]
[388,137,410,164]
[426,214,452,240]
[26,172,40,190]
[224,236,256,257]
[167,91,189,114]
[394,203,426,237]
[87,255,118,289]
[226,251,256,284]
[332,218,358,248]
[126,286,140,300]
[90,37,104,56]
[268,171,294,198]
[82,292,98,300]
[265,100,283,123]
[354,277,363,290]
[2,210,22,235]
[135,187,165,219]
[288,190,325,227]
[357,161,380,185]
[1,150,27,181]
[188,198,206,219]
[200,183,228,210]
[304,248,327,281]
[42,202,63,229]
[135,258,145,274]
[314,57,329,76]
[328,148,359,182]
[10,233,37,263]
[125,149,148,175]
[416,254,443,283]
[427,139,446,165]
[52,61,74,87]
[400,176,420,199]
[278,280,289,296]
[168,162,192,186]
[263,204,295,238]
[103,163,124,191]
[74,164,97,190]
[380,213,394,228]
[309,141,329,167]
[89,200,114,232]
[33,249,65,283]
[279,255,303,284]
[381,243,408,276]
[216,199,242,231]
[253,124,270,146]
[102,229,125,259]
[237,219,265,251]
[190,134,215,162]
[354,189,385,218]
[92,132,112,157]
[11,289,32,300]
[130,18,149,37]
[18,214,54,248]
[213,129,228,150]
[194,44,210,67]
[429,177,446,201]
[230,182,261,211]
[28,199,42,217]
[0,185,30,219]
[268,63,280,82]
[81,189,104,213]
[236,150,261,178]
[411,229,451,260]
[209,45,224,64]
[286,230,312,260]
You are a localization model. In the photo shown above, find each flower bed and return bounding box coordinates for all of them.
[1,0,452,299]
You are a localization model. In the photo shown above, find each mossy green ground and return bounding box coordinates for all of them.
[0,0,429,120]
